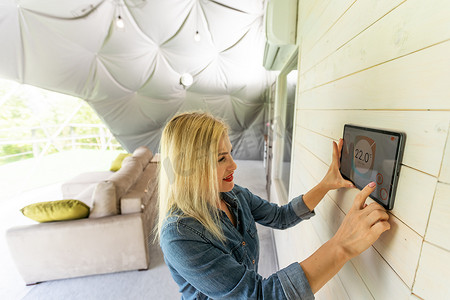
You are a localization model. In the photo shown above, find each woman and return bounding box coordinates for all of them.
[156,112,390,300]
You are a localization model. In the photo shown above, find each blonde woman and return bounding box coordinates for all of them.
[156,112,390,300]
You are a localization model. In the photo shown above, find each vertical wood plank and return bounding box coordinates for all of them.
[352,247,411,300]
[311,197,410,299]
[413,242,450,299]
[439,127,450,184]
[301,0,355,58]
[315,277,350,300]
[289,220,352,300]
[308,204,374,299]
[287,0,450,298]
[294,129,437,237]
[299,41,450,110]
[301,0,450,91]
[391,167,437,236]
[425,183,450,251]
[372,213,423,288]
[299,0,332,54]
[297,110,449,177]
[294,141,423,287]
[301,0,405,75]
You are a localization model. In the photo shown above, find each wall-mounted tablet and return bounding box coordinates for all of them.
[340,124,406,210]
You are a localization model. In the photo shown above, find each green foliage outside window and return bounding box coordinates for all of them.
[0,79,122,165]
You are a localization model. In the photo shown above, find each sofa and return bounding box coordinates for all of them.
[6,146,159,285]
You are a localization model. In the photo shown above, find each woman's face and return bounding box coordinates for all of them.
[217,134,237,193]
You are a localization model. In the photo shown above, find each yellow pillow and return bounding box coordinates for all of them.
[20,200,90,223]
[110,153,132,171]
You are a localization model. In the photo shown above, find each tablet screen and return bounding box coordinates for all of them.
[340,125,405,209]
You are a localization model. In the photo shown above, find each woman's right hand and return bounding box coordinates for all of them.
[332,182,391,260]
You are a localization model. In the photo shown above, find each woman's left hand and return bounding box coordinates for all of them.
[321,139,354,190]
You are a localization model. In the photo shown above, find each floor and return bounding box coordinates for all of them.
[1,159,277,300]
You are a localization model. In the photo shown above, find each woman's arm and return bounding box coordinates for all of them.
[243,139,351,228]
[303,139,354,211]
[300,182,390,293]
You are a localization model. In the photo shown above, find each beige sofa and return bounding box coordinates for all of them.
[6,146,159,285]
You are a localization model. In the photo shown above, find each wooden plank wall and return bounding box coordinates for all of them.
[272,0,450,299]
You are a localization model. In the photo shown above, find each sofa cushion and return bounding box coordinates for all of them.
[150,153,160,163]
[61,171,113,199]
[89,181,117,218]
[132,146,153,168]
[21,200,90,223]
[121,163,158,214]
[110,153,132,171]
[73,183,96,208]
[109,156,143,199]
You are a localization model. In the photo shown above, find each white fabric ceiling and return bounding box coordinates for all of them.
[0,0,277,159]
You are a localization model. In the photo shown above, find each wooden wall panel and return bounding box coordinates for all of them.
[292,144,420,290]
[273,182,353,300]
[311,197,411,299]
[272,1,450,298]
[440,130,450,184]
[294,139,423,288]
[389,166,436,236]
[300,0,354,57]
[273,228,299,270]
[301,0,405,75]
[413,242,450,299]
[352,246,411,300]
[291,221,353,300]
[371,213,422,288]
[314,274,350,300]
[299,0,332,54]
[307,201,374,300]
[297,110,449,177]
[295,126,437,237]
[425,183,450,251]
[295,126,332,165]
[297,0,316,39]
[300,0,450,91]
[299,41,450,110]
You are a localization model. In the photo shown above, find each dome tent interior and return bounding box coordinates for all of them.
[0,0,277,159]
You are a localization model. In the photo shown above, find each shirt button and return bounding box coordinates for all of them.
[242,241,246,246]
[252,259,255,264]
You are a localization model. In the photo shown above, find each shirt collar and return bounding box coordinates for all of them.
[220,190,238,209]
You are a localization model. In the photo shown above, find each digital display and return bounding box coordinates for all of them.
[340,125,405,209]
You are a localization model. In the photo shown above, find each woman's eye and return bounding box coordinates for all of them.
[218,156,225,162]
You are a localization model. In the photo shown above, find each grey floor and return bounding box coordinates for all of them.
[6,160,278,300]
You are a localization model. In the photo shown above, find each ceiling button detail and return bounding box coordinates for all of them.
[180,73,194,88]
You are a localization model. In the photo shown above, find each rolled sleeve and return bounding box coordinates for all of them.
[277,262,315,300]
[290,195,315,220]
[236,186,314,229]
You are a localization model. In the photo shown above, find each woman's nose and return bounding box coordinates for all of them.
[229,158,237,171]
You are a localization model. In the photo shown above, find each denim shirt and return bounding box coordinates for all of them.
[160,184,316,300]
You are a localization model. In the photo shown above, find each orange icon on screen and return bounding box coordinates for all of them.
[391,136,395,141]
[376,173,383,185]
[380,188,388,201]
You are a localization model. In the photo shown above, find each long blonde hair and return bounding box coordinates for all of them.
[155,112,228,242]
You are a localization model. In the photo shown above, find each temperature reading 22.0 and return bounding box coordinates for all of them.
[354,136,376,175]
[354,149,372,163]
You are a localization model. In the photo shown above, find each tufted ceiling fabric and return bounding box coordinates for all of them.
[0,0,277,159]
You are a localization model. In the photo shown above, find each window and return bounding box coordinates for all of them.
[0,78,123,200]
[279,68,297,195]
[272,49,298,200]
